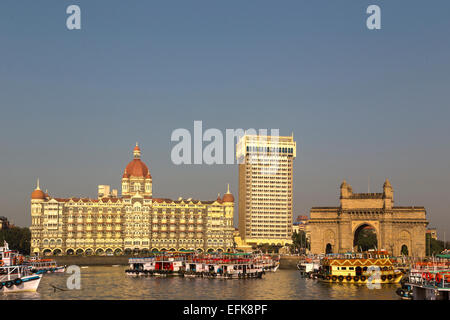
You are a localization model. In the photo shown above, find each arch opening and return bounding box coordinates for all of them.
[353,224,378,252]
[401,244,409,256]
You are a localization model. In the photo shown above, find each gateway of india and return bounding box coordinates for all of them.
[30,144,235,256]
[308,179,428,257]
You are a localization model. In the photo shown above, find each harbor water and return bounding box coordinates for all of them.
[0,266,400,300]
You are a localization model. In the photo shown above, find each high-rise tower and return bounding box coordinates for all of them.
[236,134,296,246]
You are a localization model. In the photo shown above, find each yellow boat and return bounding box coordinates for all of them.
[318,250,403,284]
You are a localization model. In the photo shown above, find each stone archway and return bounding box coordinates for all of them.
[323,229,335,253]
[353,223,378,252]
[401,244,409,256]
[308,180,428,257]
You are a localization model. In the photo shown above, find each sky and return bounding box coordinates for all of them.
[0,1,449,239]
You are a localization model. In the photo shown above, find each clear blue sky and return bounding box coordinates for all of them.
[1,1,449,239]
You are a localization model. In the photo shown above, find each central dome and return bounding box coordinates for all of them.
[124,159,150,178]
[123,143,151,178]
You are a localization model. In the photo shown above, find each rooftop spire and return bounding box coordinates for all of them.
[36,178,40,190]
[133,142,141,159]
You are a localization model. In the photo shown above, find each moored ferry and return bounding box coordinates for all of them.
[125,252,193,277]
[184,253,264,279]
[26,258,66,274]
[125,252,265,279]
[254,253,279,272]
[317,250,403,284]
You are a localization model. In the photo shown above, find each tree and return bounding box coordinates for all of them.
[354,228,377,252]
[0,226,31,255]
[426,234,449,256]
[291,230,309,254]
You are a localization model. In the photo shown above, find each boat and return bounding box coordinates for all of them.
[125,252,192,277]
[317,250,403,284]
[254,253,279,272]
[125,252,265,279]
[403,253,450,300]
[184,254,264,279]
[26,258,65,274]
[297,261,320,278]
[0,242,42,293]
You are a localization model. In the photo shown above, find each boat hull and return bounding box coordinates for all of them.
[318,272,403,284]
[31,266,65,274]
[0,274,42,293]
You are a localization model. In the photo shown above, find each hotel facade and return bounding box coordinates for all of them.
[30,144,235,256]
[237,134,296,246]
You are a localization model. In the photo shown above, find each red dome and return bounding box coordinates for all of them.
[222,193,234,203]
[123,159,151,178]
[31,189,46,200]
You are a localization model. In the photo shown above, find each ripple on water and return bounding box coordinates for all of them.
[0,266,399,300]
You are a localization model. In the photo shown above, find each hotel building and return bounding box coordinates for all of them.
[30,144,235,256]
[236,134,296,246]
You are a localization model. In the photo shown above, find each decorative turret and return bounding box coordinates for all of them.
[340,180,352,199]
[122,143,152,197]
[383,178,393,200]
[222,184,234,203]
[133,142,141,159]
[31,179,45,201]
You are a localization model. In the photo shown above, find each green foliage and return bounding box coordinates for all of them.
[354,228,377,252]
[0,227,31,255]
[255,243,282,254]
[291,230,309,254]
[401,245,409,256]
[426,234,449,256]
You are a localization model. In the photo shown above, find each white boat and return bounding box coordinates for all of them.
[254,254,280,272]
[184,261,264,279]
[0,241,42,293]
[26,258,65,274]
[126,256,186,277]
[0,265,42,293]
